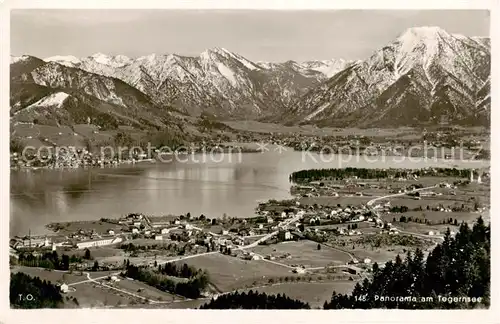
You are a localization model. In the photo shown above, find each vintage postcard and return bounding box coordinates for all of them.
[1,0,497,323]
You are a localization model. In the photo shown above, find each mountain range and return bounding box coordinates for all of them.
[10,26,490,130]
[283,26,491,127]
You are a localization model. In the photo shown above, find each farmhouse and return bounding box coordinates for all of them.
[341,265,362,275]
[60,283,69,293]
[278,230,292,241]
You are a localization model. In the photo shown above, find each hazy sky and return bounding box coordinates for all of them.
[11,10,490,62]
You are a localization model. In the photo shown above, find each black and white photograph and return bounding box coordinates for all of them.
[4,1,495,318]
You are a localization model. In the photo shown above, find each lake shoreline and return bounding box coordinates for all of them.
[10,151,490,237]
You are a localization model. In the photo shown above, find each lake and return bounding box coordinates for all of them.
[10,148,489,236]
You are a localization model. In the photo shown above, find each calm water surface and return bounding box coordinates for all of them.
[10,150,489,236]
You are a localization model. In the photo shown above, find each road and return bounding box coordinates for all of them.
[237,212,305,250]
[190,225,220,237]
[366,185,438,207]
[153,251,219,267]
[366,184,444,238]
[365,184,446,258]
[71,272,176,305]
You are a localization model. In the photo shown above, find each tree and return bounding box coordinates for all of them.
[92,260,99,271]
[10,138,25,153]
[61,255,70,271]
[317,244,321,250]
[114,131,134,147]
[10,272,64,308]
[84,248,91,260]
[324,217,490,309]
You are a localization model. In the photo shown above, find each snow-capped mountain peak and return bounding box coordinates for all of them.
[10,26,490,128]
[398,26,446,39]
[11,55,34,64]
[30,92,70,108]
[288,26,490,127]
[87,52,132,67]
[300,59,354,78]
[44,55,82,65]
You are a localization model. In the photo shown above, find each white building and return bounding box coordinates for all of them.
[60,283,69,293]
[155,235,163,241]
[160,228,170,234]
[364,258,371,264]
[132,228,139,234]
[108,230,115,235]
[76,237,123,249]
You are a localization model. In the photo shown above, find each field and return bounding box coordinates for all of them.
[11,266,120,283]
[298,196,372,207]
[113,277,180,302]
[48,220,124,235]
[341,245,413,264]
[323,234,431,264]
[250,240,352,268]
[66,281,134,308]
[382,211,481,225]
[63,246,124,258]
[11,266,89,285]
[60,247,126,267]
[223,121,416,138]
[10,266,136,308]
[124,298,208,309]
[12,124,88,149]
[175,253,296,292]
[239,281,357,308]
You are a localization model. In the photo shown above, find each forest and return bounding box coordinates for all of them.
[324,217,490,309]
[199,290,311,309]
[10,272,65,308]
[158,262,200,279]
[290,167,476,183]
[123,263,209,299]
[17,251,81,271]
